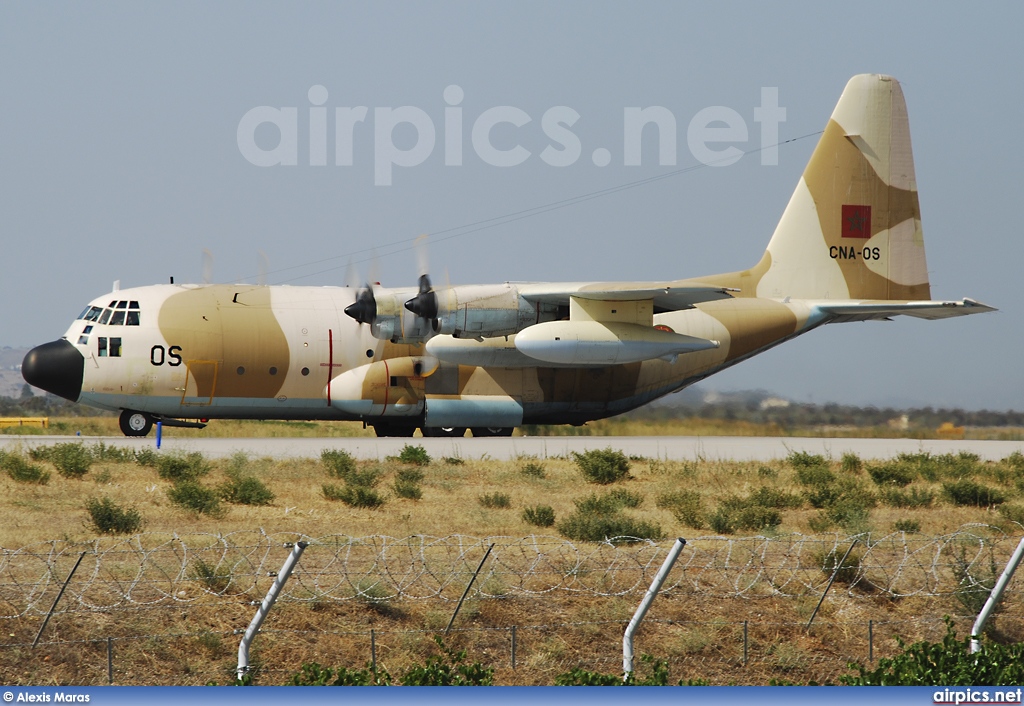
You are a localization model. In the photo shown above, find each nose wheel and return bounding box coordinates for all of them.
[119,410,154,437]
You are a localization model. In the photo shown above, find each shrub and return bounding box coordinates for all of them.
[322,483,386,509]
[880,486,935,508]
[167,480,223,516]
[555,655,700,685]
[398,445,431,466]
[943,479,1007,507]
[1,452,50,485]
[1003,451,1024,474]
[399,635,493,686]
[841,617,1024,685]
[91,442,136,463]
[156,452,211,482]
[868,462,916,487]
[818,547,864,587]
[321,449,357,479]
[85,496,143,534]
[757,465,778,479]
[557,510,663,544]
[443,456,464,466]
[606,488,643,509]
[748,486,803,509]
[997,504,1024,525]
[393,479,423,500]
[522,505,555,527]
[951,545,1001,617]
[133,448,158,467]
[656,490,705,529]
[219,474,275,506]
[573,448,630,484]
[478,492,511,509]
[840,452,863,474]
[796,464,836,488]
[894,519,920,533]
[189,556,232,593]
[520,460,546,478]
[787,451,828,469]
[288,661,389,686]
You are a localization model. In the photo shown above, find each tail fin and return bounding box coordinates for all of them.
[756,74,930,301]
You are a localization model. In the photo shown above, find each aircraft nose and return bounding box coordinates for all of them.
[22,339,85,402]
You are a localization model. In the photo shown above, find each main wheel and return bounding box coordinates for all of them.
[119,410,153,437]
[470,427,514,437]
[421,426,467,438]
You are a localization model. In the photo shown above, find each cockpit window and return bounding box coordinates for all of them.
[116,301,127,309]
[82,306,103,322]
[77,307,91,320]
[125,310,140,326]
[98,309,112,325]
[110,310,125,326]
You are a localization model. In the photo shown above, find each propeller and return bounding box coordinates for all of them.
[404,235,441,323]
[345,284,377,325]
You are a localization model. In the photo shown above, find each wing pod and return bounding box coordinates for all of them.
[514,321,719,366]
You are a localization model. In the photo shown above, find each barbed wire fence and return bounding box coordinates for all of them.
[2,525,1022,684]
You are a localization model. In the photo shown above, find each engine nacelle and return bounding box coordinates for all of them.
[369,291,435,344]
[433,284,536,339]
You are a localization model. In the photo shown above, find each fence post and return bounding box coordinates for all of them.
[237,541,307,682]
[971,536,1024,654]
[869,620,873,662]
[623,538,686,678]
[511,625,517,670]
[34,551,86,647]
[743,621,748,666]
[371,629,377,678]
[807,539,858,631]
[445,543,494,634]
[107,637,113,684]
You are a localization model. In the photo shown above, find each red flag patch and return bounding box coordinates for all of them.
[841,204,872,239]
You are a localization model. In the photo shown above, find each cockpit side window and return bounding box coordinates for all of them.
[98,309,112,325]
[83,306,103,322]
[77,307,91,320]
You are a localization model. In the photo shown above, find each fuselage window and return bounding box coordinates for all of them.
[98,309,112,325]
[98,337,107,357]
[109,338,122,357]
[110,310,125,326]
[126,310,140,326]
[78,335,89,345]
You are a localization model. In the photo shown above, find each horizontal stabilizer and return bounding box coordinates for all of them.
[817,298,996,321]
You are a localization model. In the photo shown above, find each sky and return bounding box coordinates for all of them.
[0,2,1020,410]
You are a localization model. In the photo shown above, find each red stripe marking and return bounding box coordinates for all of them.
[327,329,333,407]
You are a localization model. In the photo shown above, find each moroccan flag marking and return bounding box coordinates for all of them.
[842,204,872,239]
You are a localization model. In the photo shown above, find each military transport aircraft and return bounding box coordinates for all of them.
[22,75,994,437]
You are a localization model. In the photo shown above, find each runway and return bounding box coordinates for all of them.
[1,435,1021,461]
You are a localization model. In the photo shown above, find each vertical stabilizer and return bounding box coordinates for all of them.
[756,74,930,301]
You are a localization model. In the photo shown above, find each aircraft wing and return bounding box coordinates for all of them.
[519,281,737,312]
[817,298,996,321]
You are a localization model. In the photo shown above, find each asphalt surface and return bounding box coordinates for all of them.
[1,435,1021,461]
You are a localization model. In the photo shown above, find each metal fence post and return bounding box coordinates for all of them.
[807,540,858,630]
[107,637,113,683]
[623,538,686,678]
[237,541,307,682]
[743,621,748,666]
[33,551,86,647]
[371,629,377,677]
[445,543,494,634]
[869,620,874,662]
[511,625,517,670]
[971,536,1024,653]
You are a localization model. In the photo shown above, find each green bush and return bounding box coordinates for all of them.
[1003,451,1024,474]
[880,486,935,508]
[868,462,916,487]
[219,474,275,506]
[85,496,143,534]
[167,480,223,516]
[573,448,630,484]
[393,465,423,500]
[555,655,704,685]
[321,449,356,479]
[91,442,136,463]
[478,492,511,509]
[520,460,546,478]
[522,505,556,527]
[442,456,464,466]
[841,617,1024,685]
[818,547,864,587]
[787,451,828,469]
[557,509,663,544]
[1,452,50,485]
[748,486,803,509]
[840,452,863,474]
[287,661,389,686]
[796,464,836,488]
[189,556,232,593]
[133,448,158,467]
[894,519,920,533]
[156,452,211,482]
[656,490,705,529]
[322,483,386,509]
[398,445,431,466]
[997,503,1024,525]
[399,636,493,686]
[943,479,1007,507]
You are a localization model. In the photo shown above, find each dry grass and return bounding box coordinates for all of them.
[3,447,1024,685]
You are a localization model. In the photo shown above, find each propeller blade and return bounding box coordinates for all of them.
[404,273,438,319]
[344,284,377,325]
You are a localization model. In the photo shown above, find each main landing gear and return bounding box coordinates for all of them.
[119,410,153,437]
